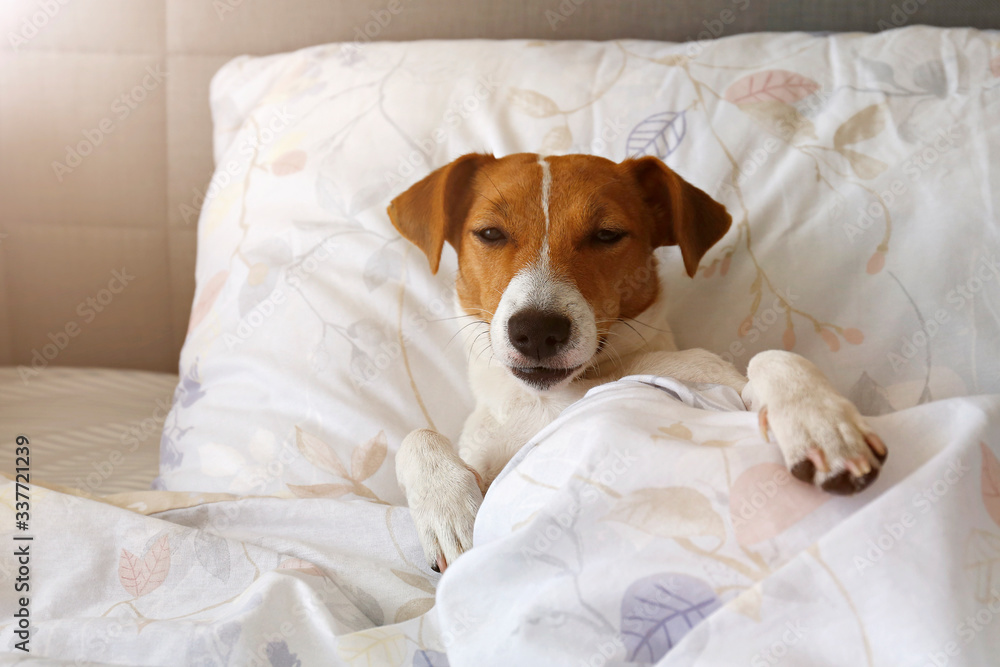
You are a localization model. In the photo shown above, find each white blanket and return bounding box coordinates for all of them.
[3,377,999,665]
[4,26,1000,666]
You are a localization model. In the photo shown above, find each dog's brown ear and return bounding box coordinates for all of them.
[387,153,491,274]
[624,156,732,278]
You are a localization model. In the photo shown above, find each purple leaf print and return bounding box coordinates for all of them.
[362,245,404,291]
[620,573,720,662]
[413,650,449,667]
[179,360,206,408]
[626,111,686,160]
[267,640,302,667]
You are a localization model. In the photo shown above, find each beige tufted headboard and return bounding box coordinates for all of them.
[1,0,998,373]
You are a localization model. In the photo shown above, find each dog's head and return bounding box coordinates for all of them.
[388,153,731,391]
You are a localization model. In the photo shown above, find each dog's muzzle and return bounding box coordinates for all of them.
[506,308,579,389]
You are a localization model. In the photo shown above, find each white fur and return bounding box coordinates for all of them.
[489,263,598,374]
[537,155,552,258]
[398,245,883,572]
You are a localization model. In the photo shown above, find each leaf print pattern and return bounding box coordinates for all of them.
[723,70,821,105]
[188,270,229,331]
[279,558,326,577]
[540,125,572,154]
[336,628,408,666]
[833,104,886,149]
[394,597,435,623]
[413,651,450,667]
[626,111,687,159]
[296,426,349,477]
[981,442,1000,529]
[508,88,562,117]
[351,431,388,481]
[267,641,303,667]
[194,532,231,582]
[603,487,725,540]
[620,573,721,662]
[291,428,390,502]
[729,463,828,546]
[119,535,171,598]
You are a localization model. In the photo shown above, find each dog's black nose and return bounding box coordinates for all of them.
[508,309,571,361]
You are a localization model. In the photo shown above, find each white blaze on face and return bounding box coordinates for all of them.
[538,154,552,260]
[488,156,598,377]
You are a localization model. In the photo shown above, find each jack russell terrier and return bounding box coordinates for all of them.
[389,152,887,573]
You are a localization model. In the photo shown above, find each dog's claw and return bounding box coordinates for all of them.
[435,554,447,574]
[846,456,871,477]
[865,433,888,462]
[758,407,770,442]
[806,447,829,474]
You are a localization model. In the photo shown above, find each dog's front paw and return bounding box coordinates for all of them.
[396,429,484,572]
[760,396,887,496]
[407,463,482,572]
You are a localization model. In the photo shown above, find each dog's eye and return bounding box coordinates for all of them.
[593,229,627,244]
[474,227,507,245]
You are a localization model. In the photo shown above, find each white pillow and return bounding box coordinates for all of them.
[158,30,1000,494]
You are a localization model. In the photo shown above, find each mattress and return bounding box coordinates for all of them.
[0,367,178,494]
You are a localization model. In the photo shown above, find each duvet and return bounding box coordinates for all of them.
[4,25,1000,667]
[2,378,1000,665]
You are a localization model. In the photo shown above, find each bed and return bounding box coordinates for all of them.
[3,26,1000,666]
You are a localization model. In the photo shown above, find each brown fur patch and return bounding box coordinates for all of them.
[388,152,731,329]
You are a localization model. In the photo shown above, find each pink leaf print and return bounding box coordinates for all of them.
[844,328,865,345]
[188,270,229,331]
[730,463,828,545]
[820,329,840,352]
[279,558,325,577]
[118,535,171,598]
[118,550,144,597]
[991,55,1000,78]
[271,149,307,176]
[981,442,1000,529]
[724,70,820,106]
[867,250,886,274]
[782,325,796,351]
[738,315,753,337]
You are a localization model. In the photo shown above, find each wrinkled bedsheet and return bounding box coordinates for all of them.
[3,376,999,666]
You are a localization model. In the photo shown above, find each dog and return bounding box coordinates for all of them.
[389,152,887,573]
